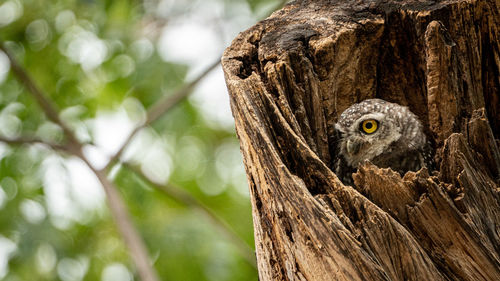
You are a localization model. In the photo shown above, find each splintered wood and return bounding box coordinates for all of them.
[222,0,500,280]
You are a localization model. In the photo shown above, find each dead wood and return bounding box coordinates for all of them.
[221,0,500,280]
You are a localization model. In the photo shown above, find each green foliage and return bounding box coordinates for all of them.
[0,0,281,280]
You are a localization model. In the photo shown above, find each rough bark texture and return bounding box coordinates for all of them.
[222,0,499,280]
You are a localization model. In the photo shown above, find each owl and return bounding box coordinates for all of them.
[334,99,432,185]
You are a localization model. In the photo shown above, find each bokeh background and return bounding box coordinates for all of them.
[0,0,285,280]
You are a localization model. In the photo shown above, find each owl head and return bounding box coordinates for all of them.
[335,99,426,168]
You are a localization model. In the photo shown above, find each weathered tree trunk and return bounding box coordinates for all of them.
[222,0,499,280]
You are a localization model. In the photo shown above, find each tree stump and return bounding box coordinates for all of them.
[221,0,499,280]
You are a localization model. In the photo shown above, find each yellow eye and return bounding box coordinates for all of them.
[360,119,378,134]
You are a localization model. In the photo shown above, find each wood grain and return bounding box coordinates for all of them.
[222,0,500,280]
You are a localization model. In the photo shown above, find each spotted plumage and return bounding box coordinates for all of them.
[334,99,433,185]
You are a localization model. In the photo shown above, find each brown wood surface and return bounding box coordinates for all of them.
[222,0,500,280]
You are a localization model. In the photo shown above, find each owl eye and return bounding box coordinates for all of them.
[360,119,378,134]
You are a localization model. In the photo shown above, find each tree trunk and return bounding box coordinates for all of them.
[221,0,500,280]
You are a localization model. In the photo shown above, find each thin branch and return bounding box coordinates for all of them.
[82,159,161,281]
[0,135,68,152]
[121,161,257,268]
[104,59,220,170]
[0,137,161,281]
[147,61,221,124]
[0,43,160,281]
[0,44,80,147]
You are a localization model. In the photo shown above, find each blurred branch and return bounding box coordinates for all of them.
[146,61,221,124]
[104,60,220,170]
[121,161,257,268]
[0,135,68,152]
[0,42,160,281]
[82,159,162,281]
[0,44,80,147]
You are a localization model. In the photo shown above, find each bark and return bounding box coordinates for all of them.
[221,0,500,280]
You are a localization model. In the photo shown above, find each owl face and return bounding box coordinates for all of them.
[335,99,425,168]
[336,112,402,167]
[334,99,430,183]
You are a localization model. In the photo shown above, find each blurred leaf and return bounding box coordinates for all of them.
[0,0,275,280]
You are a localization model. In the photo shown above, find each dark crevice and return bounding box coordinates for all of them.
[375,10,429,125]
[235,47,260,80]
[480,17,500,139]
[281,215,295,243]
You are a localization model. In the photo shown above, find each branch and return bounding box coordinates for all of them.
[0,44,80,147]
[121,161,257,268]
[147,61,221,124]
[0,135,68,152]
[82,159,161,281]
[0,137,162,279]
[0,43,160,281]
[104,60,220,170]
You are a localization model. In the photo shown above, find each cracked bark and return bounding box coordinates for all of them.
[222,0,499,280]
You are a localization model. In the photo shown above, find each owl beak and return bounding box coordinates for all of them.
[346,140,361,156]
